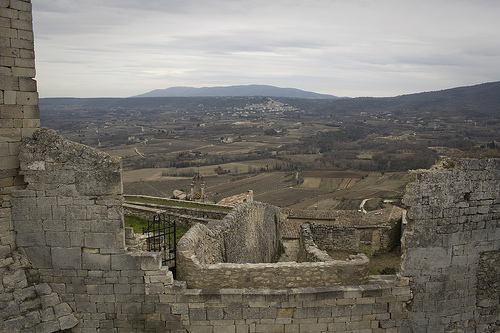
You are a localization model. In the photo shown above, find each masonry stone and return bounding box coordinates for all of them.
[1,3,500,332]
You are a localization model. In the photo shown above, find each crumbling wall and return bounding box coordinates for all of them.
[164,277,411,332]
[11,128,176,332]
[0,2,79,332]
[476,250,500,332]
[297,224,370,284]
[177,201,290,288]
[401,157,500,331]
[306,222,360,252]
[178,201,281,267]
[0,0,38,274]
[13,128,124,268]
[178,208,369,288]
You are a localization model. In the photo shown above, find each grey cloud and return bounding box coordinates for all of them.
[32,0,500,98]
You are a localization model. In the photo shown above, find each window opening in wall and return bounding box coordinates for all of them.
[143,213,176,278]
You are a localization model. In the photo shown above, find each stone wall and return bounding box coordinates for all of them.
[297,224,370,285]
[476,250,500,332]
[401,157,500,331]
[10,128,177,332]
[0,0,38,275]
[163,276,411,333]
[2,2,500,331]
[307,222,361,252]
[177,201,293,288]
[12,128,124,268]
[0,2,77,331]
[177,207,370,288]
[179,201,280,266]
[282,207,402,245]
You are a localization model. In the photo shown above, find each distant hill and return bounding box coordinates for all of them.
[303,81,500,116]
[40,81,500,116]
[134,84,338,99]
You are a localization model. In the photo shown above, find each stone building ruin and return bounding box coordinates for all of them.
[1,1,499,332]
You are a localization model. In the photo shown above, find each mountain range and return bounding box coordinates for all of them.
[134,84,338,99]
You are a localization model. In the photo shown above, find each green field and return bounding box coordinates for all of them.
[124,215,188,243]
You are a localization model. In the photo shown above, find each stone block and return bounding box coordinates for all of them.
[59,314,79,330]
[35,320,60,333]
[186,325,213,333]
[0,154,19,169]
[189,308,207,321]
[45,231,70,247]
[35,282,52,296]
[207,307,224,320]
[51,247,81,269]
[14,56,35,69]
[141,252,161,270]
[2,267,28,289]
[84,232,116,249]
[12,66,35,77]
[41,292,61,309]
[0,317,26,333]
[82,252,110,270]
[13,285,35,301]
[113,283,131,294]
[3,90,17,105]
[276,308,294,318]
[54,302,73,318]
[23,246,52,268]
[0,74,19,91]
[254,324,284,332]
[111,253,141,270]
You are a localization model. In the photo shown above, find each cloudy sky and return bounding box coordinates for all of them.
[32,0,500,98]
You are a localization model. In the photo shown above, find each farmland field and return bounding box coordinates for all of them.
[123,167,408,209]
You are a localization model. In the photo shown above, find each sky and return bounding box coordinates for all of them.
[31,0,500,98]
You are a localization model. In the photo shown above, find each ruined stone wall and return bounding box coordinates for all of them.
[177,201,291,288]
[177,210,369,289]
[307,222,361,252]
[13,128,124,267]
[2,2,499,331]
[297,224,370,285]
[10,128,177,332]
[163,276,411,333]
[178,201,280,266]
[401,157,500,332]
[0,0,38,266]
[0,2,79,331]
[223,201,281,263]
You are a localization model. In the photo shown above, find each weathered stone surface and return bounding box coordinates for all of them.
[401,157,500,331]
[1,5,499,332]
[58,314,79,330]
[3,269,28,289]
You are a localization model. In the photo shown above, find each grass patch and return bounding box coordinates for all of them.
[124,215,189,244]
[124,215,149,234]
[124,196,232,212]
